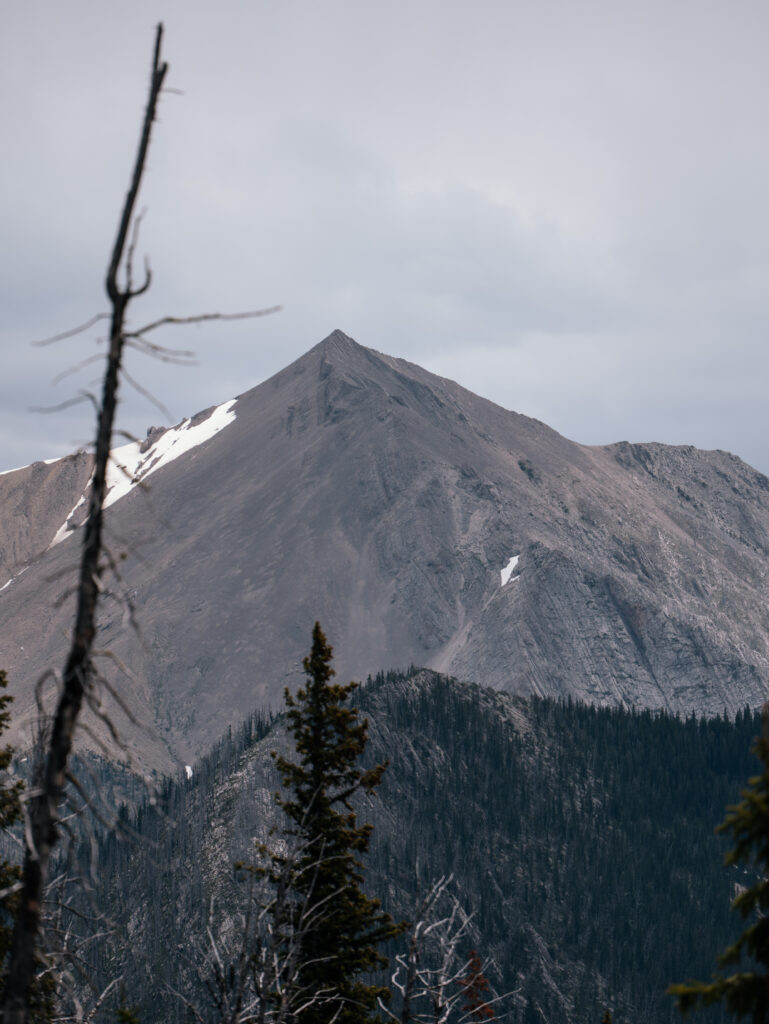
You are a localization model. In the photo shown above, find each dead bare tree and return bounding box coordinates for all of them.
[380,876,516,1024]
[2,24,276,1022]
[176,835,349,1024]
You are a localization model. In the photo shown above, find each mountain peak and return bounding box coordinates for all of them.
[307,330,432,390]
[314,328,364,362]
[322,328,358,348]
[274,329,381,385]
[272,330,427,404]
[7,330,769,770]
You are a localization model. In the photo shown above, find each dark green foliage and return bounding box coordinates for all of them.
[0,674,52,1022]
[116,1004,141,1024]
[72,671,760,1023]
[0,669,23,998]
[270,623,403,1023]
[357,672,742,1023]
[669,713,769,1022]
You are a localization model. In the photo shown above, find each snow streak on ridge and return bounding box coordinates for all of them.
[0,566,27,594]
[49,398,238,548]
[0,457,62,478]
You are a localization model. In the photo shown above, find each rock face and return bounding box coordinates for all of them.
[2,330,769,769]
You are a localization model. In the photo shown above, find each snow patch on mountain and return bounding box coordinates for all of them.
[501,555,520,586]
[49,399,237,547]
[0,566,28,593]
[50,494,87,547]
[104,399,238,509]
[0,456,62,478]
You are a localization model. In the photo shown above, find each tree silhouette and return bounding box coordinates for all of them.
[270,622,404,1023]
[669,708,769,1021]
[0,671,52,1021]
[2,24,276,1022]
[0,671,23,1000]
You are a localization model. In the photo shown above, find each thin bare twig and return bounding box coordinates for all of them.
[31,314,110,348]
[29,393,97,415]
[106,26,167,303]
[126,305,281,337]
[120,365,173,419]
[51,354,106,387]
[3,24,169,1023]
[125,209,147,296]
[124,336,198,363]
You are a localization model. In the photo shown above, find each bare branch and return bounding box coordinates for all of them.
[86,658,141,725]
[60,771,117,836]
[124,208,147,297]
[51,354,106,387]
[384,876,520,1024]
[5,21,280,1020]
[106,23,168,302]
[129,259,152,299]
[31,314,110,348]
[127,305,282,337]
[120,364,173,419]
[3,24,170,1022]
[29,392,97,415]
[124,336,198,364]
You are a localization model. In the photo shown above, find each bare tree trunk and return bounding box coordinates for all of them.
[2,26,168,1023]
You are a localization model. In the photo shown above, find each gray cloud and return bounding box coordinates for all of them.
[2,0,769,473]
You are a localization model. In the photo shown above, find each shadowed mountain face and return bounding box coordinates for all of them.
[3,330,769,770]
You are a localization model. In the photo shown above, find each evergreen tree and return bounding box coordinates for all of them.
[0,670,24,998]
[669,709,769,1021]
[0,673,49,1022]
[271,623,404,1023]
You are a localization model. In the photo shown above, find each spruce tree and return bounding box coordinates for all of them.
[271,622,404,1023]
[669,709,769,1021]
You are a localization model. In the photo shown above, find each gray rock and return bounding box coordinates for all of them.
[2,329,769,770]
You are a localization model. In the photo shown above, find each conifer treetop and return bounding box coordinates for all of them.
[669,708,769,1021]
[269,622,405,1024]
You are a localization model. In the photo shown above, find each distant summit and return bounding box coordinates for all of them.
[3,330,769,769]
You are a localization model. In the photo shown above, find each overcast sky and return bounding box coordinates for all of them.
[3,1,769,475]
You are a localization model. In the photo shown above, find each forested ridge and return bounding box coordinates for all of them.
[69,670,755,1022]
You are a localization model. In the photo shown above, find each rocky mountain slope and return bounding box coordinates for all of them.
[2,330,769,769]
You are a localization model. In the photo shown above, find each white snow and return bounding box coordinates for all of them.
[185,765,193,780]
[500,554,520,586]
[0,456,61,478]
[0,566,27,594]
[48,398,238,547]
[104,398,238,510]
[50,494,87,547]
